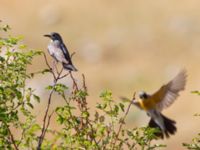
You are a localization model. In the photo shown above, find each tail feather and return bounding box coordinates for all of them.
[148,114,177,139]
[148,118,164,139]
[62,63,78,72]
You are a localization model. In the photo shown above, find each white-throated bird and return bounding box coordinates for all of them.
[133,70,187,138]
[44,32,78,71]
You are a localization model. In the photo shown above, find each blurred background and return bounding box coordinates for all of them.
[1,0,200,149]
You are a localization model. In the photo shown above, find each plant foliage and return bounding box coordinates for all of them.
[0,22,165,150]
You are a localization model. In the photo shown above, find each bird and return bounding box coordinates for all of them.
[44,32,78,71]
[133,69,187,138]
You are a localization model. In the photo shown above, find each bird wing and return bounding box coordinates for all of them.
[59,42,72,64]
[147,69,187,111]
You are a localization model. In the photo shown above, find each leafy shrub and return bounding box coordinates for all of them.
[0,22,164,150]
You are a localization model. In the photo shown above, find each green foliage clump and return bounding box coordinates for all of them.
[0,22,42,149]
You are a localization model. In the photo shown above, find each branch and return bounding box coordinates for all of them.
[42,52,56,80]
[70,71,79,91]
[37,50,79,149]
[37,87,54,150]
[37,56,69,149]
[111,92,136,149]
[4,122,19,150]
[58,72,69,80]
[42,110,55,140]
[82,74,87,92]
[70,52,76,59]
[17,119,35,147]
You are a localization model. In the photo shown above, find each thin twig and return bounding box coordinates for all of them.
[82,74,87,92]
[111,92,136,149]
[42,52,51,69]
[70,52,76,59]
[70,72,79,91]
[42,110,55,140]
[58,73,70,80]
[4,122,19,150]
[42,52,56,80]
[37,88,54,150]
[37,60,66,149]
[53,61,60,75]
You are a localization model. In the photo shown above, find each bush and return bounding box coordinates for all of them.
[0,22,166,150]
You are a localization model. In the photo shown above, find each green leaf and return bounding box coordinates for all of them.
[54,83,68,94]
[33,94,40,103]
[100,90,113,102]
[19,44,27,49]
[119,103,125,112]
[82,111,89,118]
[191,90,200,95]
[27,103,34,109]
[46,85,53,90]
[42,69,51,74]
[0,56,5,62]
[76,90,88,99]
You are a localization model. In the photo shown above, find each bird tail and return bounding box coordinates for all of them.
[148,114,177,139]
[62,63,78,72]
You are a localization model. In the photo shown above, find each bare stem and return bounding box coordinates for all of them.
[37,56,69,149]
[37,88,54,150]
[111,92,136,149]
[70,71,79,91]
[4,122,19,150]
[42,52,56,80]
[70,52,76,59]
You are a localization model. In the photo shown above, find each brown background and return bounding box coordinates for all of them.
[1,1,200,149]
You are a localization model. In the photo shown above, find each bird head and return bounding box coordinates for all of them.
[138,91,148,100]
[44,32,63,42]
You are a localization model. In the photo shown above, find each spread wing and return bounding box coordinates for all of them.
[150,69,187,111]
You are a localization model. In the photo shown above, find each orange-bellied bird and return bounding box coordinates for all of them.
[133,70,187,138]
[44,32,78,71]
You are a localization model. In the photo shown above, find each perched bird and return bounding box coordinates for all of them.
[44,32,78,71]
[133,70,187,138]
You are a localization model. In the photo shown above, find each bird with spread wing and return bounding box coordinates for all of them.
[133,69,187,138]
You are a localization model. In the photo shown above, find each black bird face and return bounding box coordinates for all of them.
[139,91,148,100]
[44,32,63,42]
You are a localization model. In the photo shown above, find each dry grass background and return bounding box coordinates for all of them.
[1,0,200,149]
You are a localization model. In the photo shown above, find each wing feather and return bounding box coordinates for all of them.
[151,69,187,111]
[60,43,72,64]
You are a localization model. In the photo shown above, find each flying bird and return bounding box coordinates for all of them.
[133,70,187,138]
[44,32,78,71]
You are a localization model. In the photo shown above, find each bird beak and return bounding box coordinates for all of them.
[44,34,51,38]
